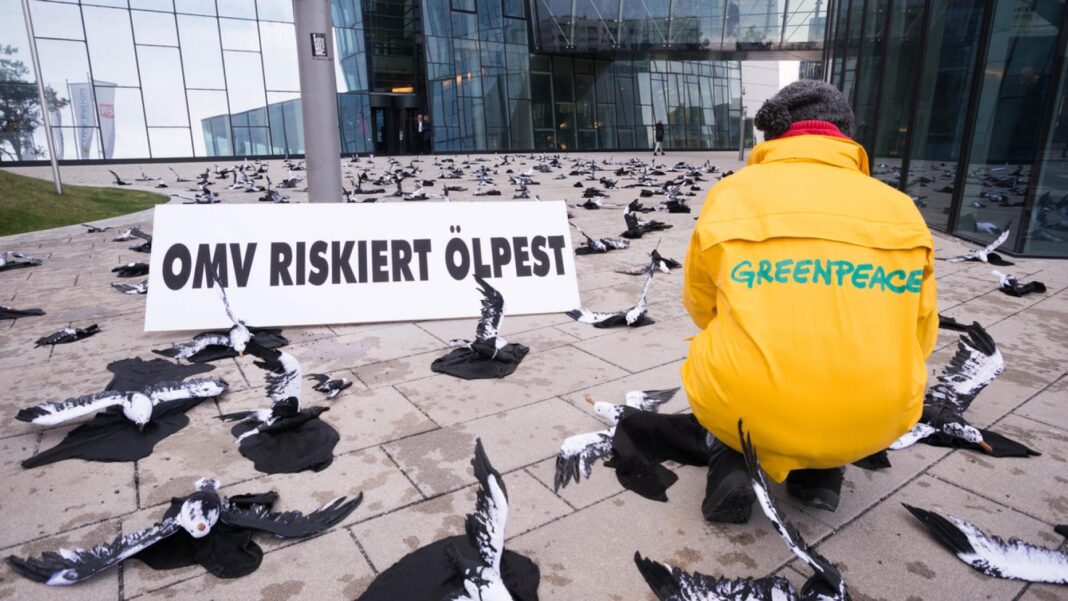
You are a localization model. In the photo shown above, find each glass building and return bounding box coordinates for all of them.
[825,0,1068,257]
[0,0,825,162]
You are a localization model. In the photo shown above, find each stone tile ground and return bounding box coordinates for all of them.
[1,152,1066,600]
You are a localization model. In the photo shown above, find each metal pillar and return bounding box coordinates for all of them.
[738,106,747,162]
[293,0,343,203]
[20,0,62,195]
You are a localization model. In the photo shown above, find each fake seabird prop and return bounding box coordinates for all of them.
[7,478,362,585]
[993,270,1046,297]
[20,376,229,468]
[112,280,148,294]
[617,247,681,276]
[890,322,1037,457]
[567,264,656,328]
[220,345,339,473]
[903,504,1068,585]
[34,324,100,347]
[634,421,850,601]
[0,251,43,271]
[944,229,1015,266]
[0,306,44,320]
[433,274,529,380]
[570,221,630,255]
[307,373,353,399]
[621,204,672,239]
[357,440,540,601]
[112,262,149,278]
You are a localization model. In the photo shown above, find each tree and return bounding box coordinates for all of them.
[0,44,68,161]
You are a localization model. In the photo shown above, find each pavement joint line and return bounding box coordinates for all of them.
[390,384,441,428]
[411,321,449,345]
[347,527,380,575]
[928,472,1062,529]
[134,460,142,509]
[566,340,639,374]
[522,465,578,512]
[378,443,429,500]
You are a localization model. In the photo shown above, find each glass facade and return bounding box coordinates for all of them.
[826,0,1068,257]
[1,0,750,161]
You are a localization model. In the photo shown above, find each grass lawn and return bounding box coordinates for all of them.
[0,169,167,237]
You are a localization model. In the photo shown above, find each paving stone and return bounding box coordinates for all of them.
[327,384,439,453]
[283,323,444,372]
[929,414,1068,524]
[525,455,626,510]
[1014,374,1068,431]
[395,345,627,426]
[350,468,572,573]
[382,398,604,496]
[572,314,697,373]
[558,359,690,415]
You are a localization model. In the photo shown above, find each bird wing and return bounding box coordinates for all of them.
[129,227,152,242]
[602,237,630,250]
[739,421,846,598]
[927,323,1004,413]
[220,494,362,539]
[633,551,797,601]
[472,274,505,343]
[6,518,180,586]
[625,387,680,411]
[155,333,227,359]
[979,229,1011,259]
[208,270,240,327]
[903,504,1068,584]
[635,266,656,312]
[465,439,508,572]
[616,265,652,276]
[255,350,302,405]
[16,391,128,426]
[305,373,329,386]
[566,308,624,324]
[107,169,122,183]
[553,428,615,491]
[888,422,938,450]
[145,377,229,404]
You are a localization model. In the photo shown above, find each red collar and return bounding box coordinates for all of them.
[773,120,849,140]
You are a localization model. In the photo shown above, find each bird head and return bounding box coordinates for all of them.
[230,323,252,355]
[625,306,644,326]
[178,493,221,539]
[942,422,993,453]
[123,393,154,430]
[586,395,623,426]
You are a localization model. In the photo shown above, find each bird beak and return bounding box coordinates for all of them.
[138,423,145,432]
[979,440,994,454]
[584,394,596,406]
[197,523,206,532]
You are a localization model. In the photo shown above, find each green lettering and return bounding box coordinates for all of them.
[757,260,774,285]
[851,263,873,289]
[887,270,907,294]
[869,266,888,291]
[905,269,924,293]
[774,259,793,283]
[730,260,756,288]
[794,259,812,284]
[812,260,832,285]
[834,260,855,286]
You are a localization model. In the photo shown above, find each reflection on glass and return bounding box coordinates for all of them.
[1026,53,1068,256]
[217,0,256,19]
[259,21,299,91]
[177,15,226,89]
[29,1,84,41]
[1,0,34,83]
[224,50,267,114]
[149,127,192,157]
[257,0,293,22]
[186,89,229,155]
[52,127,100,160]
[101,86,150,158]
[175,0,214,16]
[0,82,50,161]
[871,0,923,186]
[35,39,91,128]
[131,0,173,10]
[83,6,140,87]
[138,46,189,126]
[220,18,260,51]
[957,0,1063,248]
[132,11,179,47]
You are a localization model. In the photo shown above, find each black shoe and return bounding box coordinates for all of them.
[786,468,843,511]
[702,446,756,523]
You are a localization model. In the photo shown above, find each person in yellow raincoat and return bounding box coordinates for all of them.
[682,80,938,523]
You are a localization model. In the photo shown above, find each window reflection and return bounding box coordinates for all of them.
[148,127,192,157]
[100,85,150,158]
[220,18,260,52]
[257,0,293,22]
[29,1,84,41]
[187,89,230,156]
[132,11,179,47]
[259,21,299,91]
[130,0,173,11]
[138,46,189,126]
[83,6,140,87]
[177,15,226,89]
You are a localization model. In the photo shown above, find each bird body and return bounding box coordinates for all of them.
[306,373,353,399]
[448,274,509,358]
[0,251,43,269]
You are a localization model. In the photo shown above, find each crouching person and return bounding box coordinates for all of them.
[681,80,938,523]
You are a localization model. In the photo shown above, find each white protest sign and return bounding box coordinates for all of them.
[144,202,580,331]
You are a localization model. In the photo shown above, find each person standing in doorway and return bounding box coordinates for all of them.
[421,115,434,154]
[415,114,426,155]
[654,120,665,156]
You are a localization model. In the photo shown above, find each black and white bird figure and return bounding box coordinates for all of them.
[617,247,681,276]
[16,377,228,430]
[111,226,150,242]
[81,224,110,233]
[168,167,189,183]
[569,222,630,255]
[278,170,301,189]
[306,373,353,400]
[447,274,509,359]
[7,477,362,586]
[992,270,1046,298]
[35,324,100,347]
[903,504,1068,585]
[633,422,849,601]
[218,346,307,445]
[945,229,1015,266]
[112,280,148,295]
[567,262,656,328]
[154,275,252,360]
[553,388,679,491]
[889,322,1030,456]
[0,251,43,270]
[622,204,673,239]
[112,262,149,278]
[446,439,513,601]
[107,169,131,186]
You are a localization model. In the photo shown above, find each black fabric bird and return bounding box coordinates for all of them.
[433,274,529,380]
[904,504,1068,585]
[0,306,44,320]
[567,264,656,328]
[7,478,362,585]
[112,262,149,278]
[944,229,1015,266]
[306,373,353,399]
[34,324,101,347]
[993,270,1046,297]
[82,224,110,233]
[107,169,131,185]
[112,280,148,294]
[570,221,630,255]
[0,251,43,271]
[621,208,672,239]
[617,248,681,276]
[890,323,1037,457]
[358,440,540,601]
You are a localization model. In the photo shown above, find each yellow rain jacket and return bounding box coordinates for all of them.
[682,130,938,482]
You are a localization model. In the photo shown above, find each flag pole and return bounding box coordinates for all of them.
[20,0,62,195]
